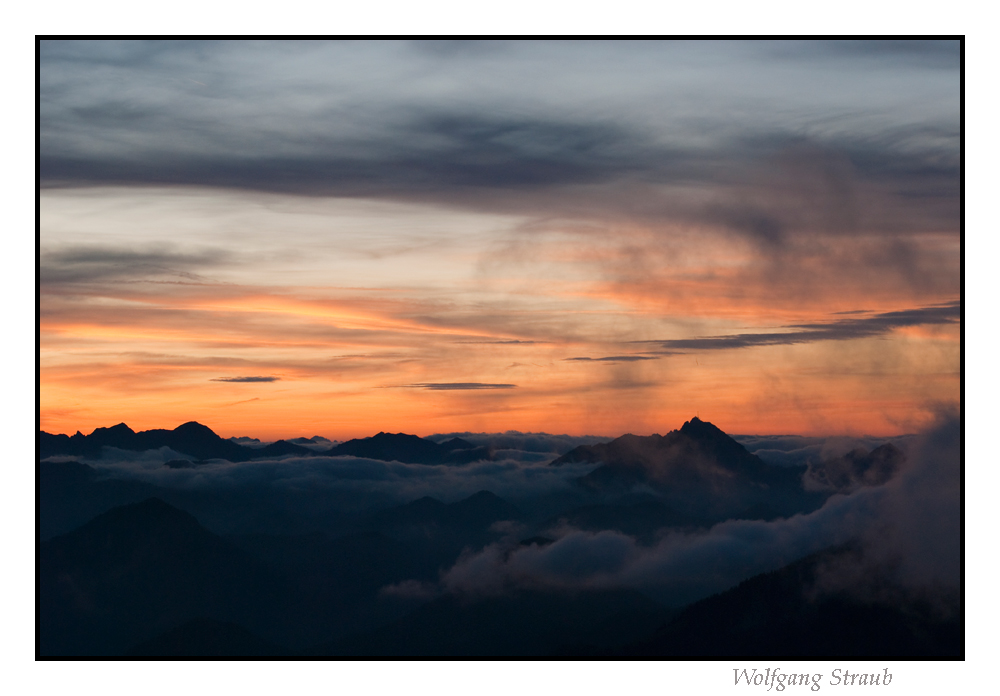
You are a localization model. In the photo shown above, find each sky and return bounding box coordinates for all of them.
[39,40,961,440]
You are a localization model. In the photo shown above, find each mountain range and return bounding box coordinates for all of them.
[553,417,831,522]
[40,422,493,465]
[38,416,947,657]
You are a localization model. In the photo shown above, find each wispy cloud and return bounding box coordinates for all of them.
[565,356,659,363]
[41,244,233,284]
[210,376,280,383]
[38,41,959,438]
[40,42,958,230]
[223,397,260,406]
[457,340,542,345]
[637,302,960,352]
[437,414,959,604]
[403,383,517,390]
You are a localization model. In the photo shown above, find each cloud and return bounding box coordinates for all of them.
[637,301,959,352]
[402,383,517,390]
[223,398,260,407]
[735,434,916,469]
[47,412,957,608]
[434,414,959,606]
[565,356,658,363]
[210,376,280,383]
[764,39,961,70]
[457,340,541,345]
[75,452,602,535]
[40,245,233,284]
[40,41,958,230]
[38,41,959,439]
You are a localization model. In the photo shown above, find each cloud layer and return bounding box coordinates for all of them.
[211,376,280,383]
[434,414,960,606]
[640,302,961,352]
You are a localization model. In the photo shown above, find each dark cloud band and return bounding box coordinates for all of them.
[405,383,517,390]
[637,302,960,352]
[211,376,280,383]
[565,356,659,363]
[40,41,959,237]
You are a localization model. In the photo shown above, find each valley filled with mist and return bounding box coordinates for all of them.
[39,415,960,657]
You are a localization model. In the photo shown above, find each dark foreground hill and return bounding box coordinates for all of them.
[40,493,524,655]
[622,543,961,657]
[125,618,284,657]
[316,588,672,656]
[39,498,285,656]
[40,499,960,657]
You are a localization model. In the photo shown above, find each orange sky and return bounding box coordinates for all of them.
[40,188,959,441]
[39,42,960,441]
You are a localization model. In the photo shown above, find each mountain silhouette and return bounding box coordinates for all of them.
[286,435,335,450]
[554,417,781,481]
[254,439,315,459]
[41,423,494,465]
[324,431,492,465]
[622,543,961,657]
[552,417,828,522]
[38,418,947,657]
[40,421,312,462]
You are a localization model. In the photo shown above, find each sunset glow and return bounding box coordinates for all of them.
[40,40,960,440]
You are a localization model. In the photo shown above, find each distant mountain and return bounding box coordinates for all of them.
[324,431,493,465]
[554,417,786,481]
[552,417,828,522]
[623,544,961,657]
[40,421,312,462]
[40,498,284,656]
[287,435,336,450]
[318,587,672,656]
[254,439,315,458]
